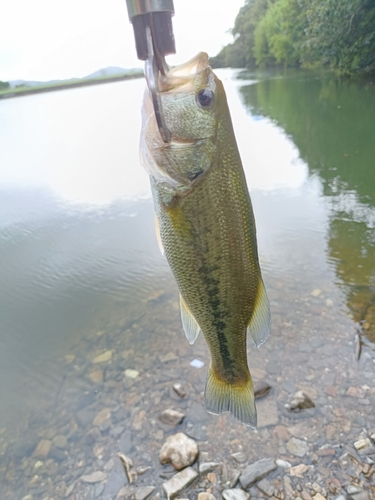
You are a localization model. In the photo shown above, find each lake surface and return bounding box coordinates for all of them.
[1,69,375,499]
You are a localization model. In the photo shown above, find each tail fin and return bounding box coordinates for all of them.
[204,366,257,427]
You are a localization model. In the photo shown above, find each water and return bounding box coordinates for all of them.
[0,70,374,499]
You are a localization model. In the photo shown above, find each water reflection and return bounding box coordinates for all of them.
[240,73,375,345]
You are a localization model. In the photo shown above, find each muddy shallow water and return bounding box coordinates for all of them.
[0,69,374,499]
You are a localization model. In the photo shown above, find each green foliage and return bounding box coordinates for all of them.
[0,81,10,90]
[214,0,375,75]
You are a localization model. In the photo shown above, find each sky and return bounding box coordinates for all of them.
[0,0,245,82]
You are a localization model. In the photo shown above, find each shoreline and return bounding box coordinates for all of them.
[0,72,144,100]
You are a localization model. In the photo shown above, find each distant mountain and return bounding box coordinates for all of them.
[7,67,142,89]
[84,66,141,79]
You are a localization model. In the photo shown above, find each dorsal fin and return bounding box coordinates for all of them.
[247,279,271,348]
[180,294,201,345]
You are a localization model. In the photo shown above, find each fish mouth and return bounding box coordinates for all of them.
[160,52,210,93]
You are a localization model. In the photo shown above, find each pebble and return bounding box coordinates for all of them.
[285,391,315,412]
[172,383,187,398]
[287,437,309,457]
[222,489,250,500]
[124,369,139,379]
[354,438,372,451]
[159,352,178,363]
[21,496,33,500]
[289,463,309,477]
[254,381,272,399]
[134,486,155,500]
[158,409,185,426]
[190,359,204,368]
[231,451,247,463]
[197,493,216,500]
[228,469,241,488]
[284,476,294,497]
[162,466,198,499]
[52,435,67,449]
[92,350,112,363]
[199,462,222,474]
[159,432,199,470]
[93,407,111,426]
[239,458,277,488]
[276,459,291,468]
[312,494,326,500]
[80,471,107,483]
[257,478,274,497]
[257,399,279,427]
[34,439,52,458]
[88,370,104,383]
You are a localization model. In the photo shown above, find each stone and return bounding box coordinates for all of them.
[289,464,309,477]
[93,407,111,426]
[239,458,277,489]
[124,369,139,379]
[119,429,132,454]
[286,437,309,457]
[274,425,290,441]
[254,381,272,399]
[231,452,247,463]
[324,385,337,397]
[172,383,186,398]
[276,459,291,468]
[301,491,313,500]
[21,496,33,500]
[159,432,199,470]
[134,486,155,500]
[326,425,335,441]
[34,439,52,458]
[52,435,67,449]
[162,466,198,498]
[283,476,294,497]
[88,370,104,383]
[207,472,217,484]
[190,359,204,368]
[80,471,107,483]
[222,489,250,500]
[228,469,241,488]
[257,478,275,496]
[93,350,112,363]
[354,438,371,452]
[285,391,315,412]
[312,494,326,500]
[199,462,222,474]
[311,289,321,297]
[352,493,370,500]
[197,493,216,500]
[158,409,185,426]
[159,352,178,363]
[257,399,279,427]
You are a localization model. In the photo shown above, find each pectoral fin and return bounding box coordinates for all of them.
[247,279,271,348]
[180,294,201,345]
[154,213,164,256]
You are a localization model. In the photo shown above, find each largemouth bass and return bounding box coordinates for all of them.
[140,53,270,427]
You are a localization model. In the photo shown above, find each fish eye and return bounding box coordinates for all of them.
[197,88,214,108]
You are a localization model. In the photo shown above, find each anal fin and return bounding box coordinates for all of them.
[247,278,271,348]
[180,294,201,345]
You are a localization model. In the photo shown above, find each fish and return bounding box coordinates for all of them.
[140,52,270,427]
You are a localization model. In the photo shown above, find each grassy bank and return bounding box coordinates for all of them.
[0,71,143,100]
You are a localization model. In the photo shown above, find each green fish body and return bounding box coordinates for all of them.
[140,53,270,427]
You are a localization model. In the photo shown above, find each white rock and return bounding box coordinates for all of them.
[199,462,222,474]
[190,359,204,368]
[159,432,198,470]
[222,489,250,500]
[124,369,139,379]
[162,467,198,499]
[197,493,216,500]
[276,459,291,468]
[93,350,112,363]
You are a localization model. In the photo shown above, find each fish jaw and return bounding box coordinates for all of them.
[140,52,229,192]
